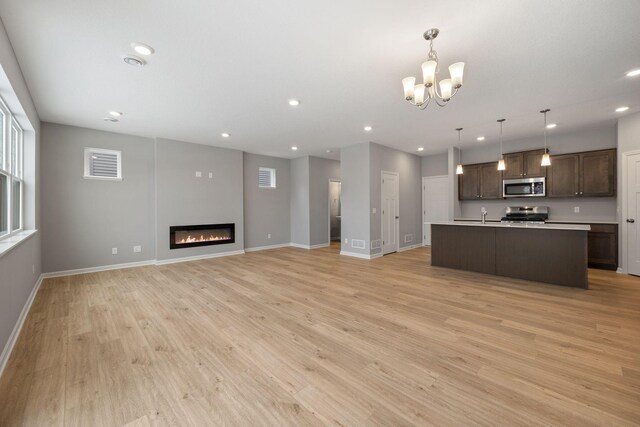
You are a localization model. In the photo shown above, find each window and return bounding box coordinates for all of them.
[84,148,122,180]
[258,167,276,188]
[0,95,23,239]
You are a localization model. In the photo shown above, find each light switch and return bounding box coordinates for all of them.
[208,172,213,179]
[112,248,118,255]
[372,207,377,214]
[574,206,580,213]
[195,171,202,178]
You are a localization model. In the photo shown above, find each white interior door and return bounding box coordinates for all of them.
[627,153,640,276]
[422,176,449,246]
[382,172,399,255]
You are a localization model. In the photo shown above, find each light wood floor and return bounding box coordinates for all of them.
[1,246,640,426]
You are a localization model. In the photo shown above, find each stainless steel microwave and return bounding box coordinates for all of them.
[503,177,546,198]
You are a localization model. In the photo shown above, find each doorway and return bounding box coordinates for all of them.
[328,180,341,249]
[624,151,640,275]
[422,175,449,246]
[381,171,399,255]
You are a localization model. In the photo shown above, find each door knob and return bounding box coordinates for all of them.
[627,219,635,223]
[395,216,399,219]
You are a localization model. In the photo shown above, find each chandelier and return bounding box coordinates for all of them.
[402,28,465,109]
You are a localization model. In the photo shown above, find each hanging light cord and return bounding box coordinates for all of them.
[541,108,550,154]
[498,119,505,158]
[456,127,463,163]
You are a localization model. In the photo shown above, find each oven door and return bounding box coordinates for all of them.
[503,178,545,198]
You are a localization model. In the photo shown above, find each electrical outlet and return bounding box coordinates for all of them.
[574,206,580,213]
[208,172,213,179]
[344,238,348,244]
[195,171,202,177]
[112,247,118,255]
[267,233,271,239]
[133,245,142,253]
[372,207,377,214]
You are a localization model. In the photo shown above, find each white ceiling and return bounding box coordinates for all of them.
[1,0,639,159]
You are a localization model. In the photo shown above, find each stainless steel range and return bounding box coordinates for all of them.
[501,206,549,224]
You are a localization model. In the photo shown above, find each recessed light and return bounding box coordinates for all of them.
[616,106,629,112]
[109,111,122,117]
[626,69,640,77]
[123,55,146,67]
[103,117,119,122]
[546,123,557,129]
[364,126,372,131]
[221,132,230,138]
[131,43,155,56]
[476,136,485,141]
[288,99,300,106]
[417,147,424,152]
[291,146,298,151]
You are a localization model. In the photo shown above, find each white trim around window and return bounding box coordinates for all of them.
[0,94,24,241]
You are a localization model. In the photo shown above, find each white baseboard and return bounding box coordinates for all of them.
[398,244,422,252]
[0,274,43,378]
[340,250,382,260]
[42,249,246,277]
[291,242,331,250]
[616,267,626,274]
[310,243,330,249]
[41,259,156,278]
[290,243,311,249]
[156,250,245,265]
[245,243,291,252]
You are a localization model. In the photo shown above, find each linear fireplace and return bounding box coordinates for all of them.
[169,223,235,249]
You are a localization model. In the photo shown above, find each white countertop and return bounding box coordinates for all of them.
[432,221,590,231]
[453,218,617,225]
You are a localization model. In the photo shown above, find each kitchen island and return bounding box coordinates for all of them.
[431,222,590,288]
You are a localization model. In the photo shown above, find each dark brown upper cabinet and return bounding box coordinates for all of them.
[459,164,481,200]
[458,163,502,200]
[580,149,616,197]
[547,154,580,197]
[480,163,503,199]
[547,149,616,198]
[502,153,524,179]
[502,150,546,179]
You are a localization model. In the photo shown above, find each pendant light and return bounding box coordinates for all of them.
[540,109,552,166]
[455,127,464,175]
[497,119,506,171]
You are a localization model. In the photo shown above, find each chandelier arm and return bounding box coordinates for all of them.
[418,98,432,110]
[434,98,448,107]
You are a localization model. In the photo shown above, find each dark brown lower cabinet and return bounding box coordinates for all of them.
[587,224,618,270]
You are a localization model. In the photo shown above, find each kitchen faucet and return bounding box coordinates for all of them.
[481,210,488,224]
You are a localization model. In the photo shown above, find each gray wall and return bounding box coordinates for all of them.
[41,123,156,272]
[309,156,340,246]
[155,138,244,261]
[422,152,448,177]
[458,125,618,222]
[0,17,41,368]
[243,152,291,249]
[340,143,370,256]
[617,112,640,271]
[290,157,310,246]
[369,143,422,253]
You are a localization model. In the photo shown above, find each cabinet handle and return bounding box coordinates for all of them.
[627,219,635,223]
[575,192,578,195]
[580,191,583,195]
[524,173,527,176]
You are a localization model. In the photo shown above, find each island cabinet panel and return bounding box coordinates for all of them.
[431,226,496,274]
[459,164,481,200]
[503,153,524,179]
[580,149,616,197]
[431,224,589,288]
[494,228,588,288]
[547,154,580,197]
[480,163,503,199]
[587,224,618,270]
[523,150,547,177]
